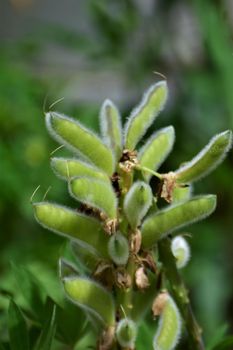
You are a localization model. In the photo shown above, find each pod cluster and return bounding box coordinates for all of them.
[34,80,232,349]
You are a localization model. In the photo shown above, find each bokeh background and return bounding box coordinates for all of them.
[0,0,233,349]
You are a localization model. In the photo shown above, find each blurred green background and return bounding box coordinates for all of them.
[0,0,233,348]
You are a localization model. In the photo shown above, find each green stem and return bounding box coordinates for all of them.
[158,238,205,350]
[135,165,162,180]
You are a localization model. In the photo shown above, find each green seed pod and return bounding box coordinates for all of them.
[116,319,137,348]
[124,81,168,150]
[71,241,100,272]
[69,177,117,219]
[141,195,216,248]
[59,258,80,279]
[100,99,122,160]
[63,276,115,326]
[51,157,109,183]
[153,293,181,350]
[175,130,232,184]
[108,232,129,266]
[138,126,175,181]
[123,181,153,229]
[171,236,190,269]
[172,185,192,204]
[46,112,115,175]
[33,202,108,258]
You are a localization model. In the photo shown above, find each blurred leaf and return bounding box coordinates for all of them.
[8,300,29,350]
[212,336,233,350]
[12,263,46,321]
[34,301,57,350]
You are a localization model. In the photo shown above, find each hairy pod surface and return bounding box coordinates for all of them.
[172,185,192,204]
[141,195,216,248]
[51,157,109,183]
[138,126,175,181]
[33,202,109,257]
[116,318,137,348]
[124,81,168,150]
[100,99,122,160]
[46,112,115,175]
[108,232,129,266]
[123,181,153,229]
[171,236,190,269]
[153,294,181,350]
[59,258,80,279]
[63,277,115,326]
[69,177,117,219]
[175,130,232,183]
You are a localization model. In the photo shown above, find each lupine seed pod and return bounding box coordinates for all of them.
[153,293,181,350]
[51,157,109,183]
[116,318,137,348]
[138,126,175,181]
[171,236,190,269]
[175,130,232,184]
[100,99,122,161]
[63,276,115,326]
[71,241,100,272]
[124,81,168,150]
[108,232,129,266]
[33,202,109,258]
[141,195,216,248]
[69,177,117,219]
[46,112,115,175]
[172,185,192,204]
[59,258,80,279]
[123,181,153,229]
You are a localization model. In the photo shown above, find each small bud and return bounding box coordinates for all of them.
[108,233,129,266]
[116,318,137,349]
[135,267,150,290]
[152,291,169,317]
[171,236,190,269]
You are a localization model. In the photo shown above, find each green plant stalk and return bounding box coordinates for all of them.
[158,238,205,350]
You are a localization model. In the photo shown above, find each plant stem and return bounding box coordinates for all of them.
[158,238,205,350]
[135,165,162,180]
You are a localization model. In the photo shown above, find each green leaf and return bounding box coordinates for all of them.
[51,157,109,183]
[153,293,182,350]
[123,181,152,229]
[63,277,115,326]
[8,300,29,350]
[69,177,117,219]
[33,202,109,258]
[175,130,232,183]
[138,126,175,181]
[100,99,122,160]
[212,337,233,350]
[46,112,115,175]
[12,264,46,321]
[71,241,100,272]
[142,195,217,248]
[34,302,57,350]
[124,81,168,150]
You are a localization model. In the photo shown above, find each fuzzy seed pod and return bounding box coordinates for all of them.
[124,181,153,229]
[153,293,181,350]
[116,318,137,348]
[108,233,129,266]
[171,236,190,269]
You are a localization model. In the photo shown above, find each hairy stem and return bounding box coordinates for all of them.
[158,238,205,350]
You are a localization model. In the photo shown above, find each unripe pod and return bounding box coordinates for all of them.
[108,233,129,266]
[153,293,181,350]
[124,181,153,229]
[116,318,137,348]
